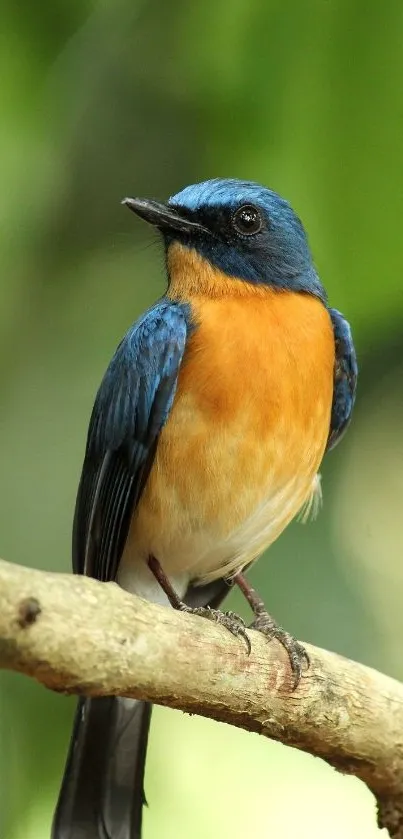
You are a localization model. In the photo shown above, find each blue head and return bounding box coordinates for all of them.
[123,178,326,301]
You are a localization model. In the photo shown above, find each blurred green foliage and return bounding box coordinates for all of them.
[1,1,402,837]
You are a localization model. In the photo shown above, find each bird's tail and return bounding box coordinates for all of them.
[52,696,152,839]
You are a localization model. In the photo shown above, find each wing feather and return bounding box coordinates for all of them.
[327,307,358,452]
[72,299,189,582]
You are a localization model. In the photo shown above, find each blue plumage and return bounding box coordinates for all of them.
[327,307,358,451]
[170,178,296,213]
[168,178,326,300]
[73,299,190,582]
[89,301,189,458]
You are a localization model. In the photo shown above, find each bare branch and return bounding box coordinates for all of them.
[1,557,403,837]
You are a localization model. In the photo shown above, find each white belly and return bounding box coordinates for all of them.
[117,472,321,604]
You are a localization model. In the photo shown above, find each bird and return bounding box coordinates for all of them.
[52,178,357,839]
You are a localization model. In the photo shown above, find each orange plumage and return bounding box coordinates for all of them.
[121,245,334,589]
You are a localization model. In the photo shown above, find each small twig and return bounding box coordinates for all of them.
[0,558,402,836]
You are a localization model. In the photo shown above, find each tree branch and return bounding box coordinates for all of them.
[1,558,402,837]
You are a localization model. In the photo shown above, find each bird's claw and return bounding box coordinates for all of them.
[180,604,251,654]
[250,610,309,690]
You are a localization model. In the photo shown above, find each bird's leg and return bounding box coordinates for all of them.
[148,556,251,653]
[233,571,309,689]
[147,555,185,609]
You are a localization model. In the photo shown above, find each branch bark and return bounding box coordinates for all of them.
[1,557,402,837]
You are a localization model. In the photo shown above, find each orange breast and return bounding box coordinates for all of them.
[124,261,335,585]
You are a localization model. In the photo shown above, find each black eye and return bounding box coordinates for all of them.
[232,204,263,236]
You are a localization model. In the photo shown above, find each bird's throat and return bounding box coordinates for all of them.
[166,242,272,300]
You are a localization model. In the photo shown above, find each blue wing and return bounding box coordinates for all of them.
[326,307,358,452]
[73,298,190,582]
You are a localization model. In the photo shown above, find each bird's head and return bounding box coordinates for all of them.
[123,178,326,302]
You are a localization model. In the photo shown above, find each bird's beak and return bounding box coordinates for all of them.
[122,197,207,235]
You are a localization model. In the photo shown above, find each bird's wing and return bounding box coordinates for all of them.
[326,307,358,452]
[72,298,189,582]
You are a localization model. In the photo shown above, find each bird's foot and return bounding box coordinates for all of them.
[147,556,251,654]
[250,609,309,690]
[179,604,251,654]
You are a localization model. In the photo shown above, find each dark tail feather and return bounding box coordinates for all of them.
[52,696,152,839]
[52,578,228,838]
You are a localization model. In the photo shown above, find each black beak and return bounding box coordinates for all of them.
[122,197,207,235]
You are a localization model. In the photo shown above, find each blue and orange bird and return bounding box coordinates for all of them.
[52,179,357,839]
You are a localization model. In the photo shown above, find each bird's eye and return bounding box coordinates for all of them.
[232,204,263,236]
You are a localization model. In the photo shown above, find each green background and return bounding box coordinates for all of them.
[1,1,402,836]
